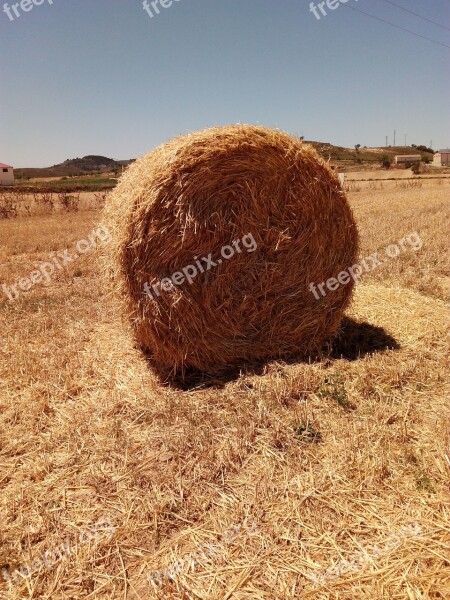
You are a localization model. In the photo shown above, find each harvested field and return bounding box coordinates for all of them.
[0,181,449,599]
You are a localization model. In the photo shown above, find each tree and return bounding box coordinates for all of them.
[355,144,361,152]
[416,145,433,153]
[381,155,391,169]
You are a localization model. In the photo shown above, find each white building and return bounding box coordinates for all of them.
[432,150,450,167]
[0,163,14,186]
[394,155,421,165]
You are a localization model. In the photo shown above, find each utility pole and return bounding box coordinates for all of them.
[385,135,388,147]
[404,134,407,146]
[394,130,396,146]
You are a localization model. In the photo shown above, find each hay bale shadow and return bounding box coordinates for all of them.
[144,318,399,391]
[143,349,265,391]
[329,317,400,361]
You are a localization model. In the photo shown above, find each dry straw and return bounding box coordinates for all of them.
[104,124,359,377]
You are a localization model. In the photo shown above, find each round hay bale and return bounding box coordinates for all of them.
[105,124,359,376]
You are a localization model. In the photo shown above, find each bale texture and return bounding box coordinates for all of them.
[105,124,359,376]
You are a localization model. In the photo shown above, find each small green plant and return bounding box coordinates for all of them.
[396,180,423,189]
[0,195,17,219]
[369,181,384,190]
[34,192,54,212]
[344,182,361,193]
[415,472,435,493]
[318,373,355,411]
[58,192,80,212]
[293,422,322,443]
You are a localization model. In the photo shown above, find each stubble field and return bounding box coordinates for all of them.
[0,180,449,599]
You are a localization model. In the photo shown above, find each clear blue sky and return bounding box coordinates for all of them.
[0,0,449,167]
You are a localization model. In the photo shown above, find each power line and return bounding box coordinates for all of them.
[381,0,450,33]
[342,4,450,49]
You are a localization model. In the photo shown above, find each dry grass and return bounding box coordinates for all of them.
[352,183,449,301]
[345,169,450,182]
[0,181,449,599]
[0,191,105,218]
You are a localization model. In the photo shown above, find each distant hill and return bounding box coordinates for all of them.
[14,144,434,180]
[306,142,433,167]
[15,156,134,179]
